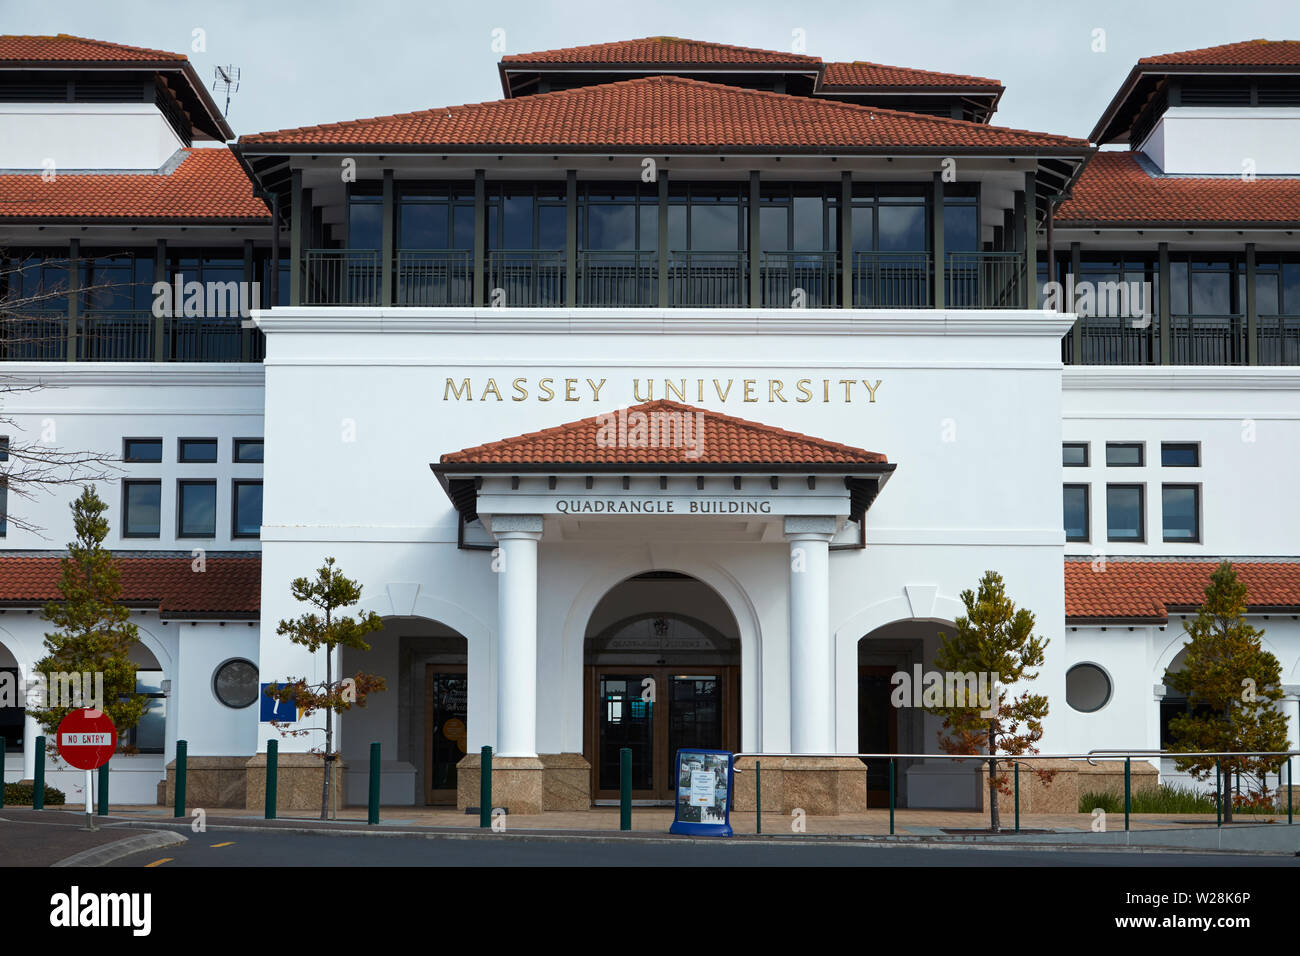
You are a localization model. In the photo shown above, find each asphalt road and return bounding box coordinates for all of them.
[111,830,1300,867]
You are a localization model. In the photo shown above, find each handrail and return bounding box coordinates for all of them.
[731,748,1300,769]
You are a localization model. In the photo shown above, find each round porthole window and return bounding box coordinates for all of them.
[213,658,259,709]
[1066,663,1112,713]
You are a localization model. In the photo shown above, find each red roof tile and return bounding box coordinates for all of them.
[0,34,186,64]
[501,37,821,68]
[240,75,1086,152]
[0,147,269,222]
[821,61,1001,91]
[437,400,888,467]
[1055,151,1300,226]
[1138,39,1300,67]
[1065,559,1300,622]
[0,554,260,618]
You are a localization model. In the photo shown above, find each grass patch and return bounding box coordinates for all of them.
[1080,783,1287,816]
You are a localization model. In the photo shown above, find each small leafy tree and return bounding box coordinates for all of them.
[1166,561,1289,824]
[263,557,386,820]
[28,486,147,747]
[927,570,1051,832]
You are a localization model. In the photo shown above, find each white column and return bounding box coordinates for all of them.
[785,516,836,755]
[23,712,40,780]
[491,514,544,758]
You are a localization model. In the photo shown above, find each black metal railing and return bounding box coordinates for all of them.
[761,251,839,308]
[1258,316,1300,366]
[396,250,473,306]
[2,309,68,360]
[303,249,382,307]
[3,310,262,362]
[485,249,564,307]
[1074,318,1158,365]
[578,250,656,307]
[946,251,1026,309]
[669,251,747,307]
[852,251,931,308]
[1171,314,1246,365]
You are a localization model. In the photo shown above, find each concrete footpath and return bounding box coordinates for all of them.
[3,803,1298,863]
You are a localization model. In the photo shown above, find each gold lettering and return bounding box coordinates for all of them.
[481,378,502,401]
[697,378,704,402]
[587,377,606,401]
[511,377,528,402]
[823,379,830,402]
[665,378,687,403]
[796,379,812,403]
[565,378,578,402]
[769,380,786,402]
[714,379,733,402]
[445,377,472,401]
[539,378,555,401]
[840,379,854,402]
[743,379,757,402]
[862,378,882,403]
[634,378,653,402]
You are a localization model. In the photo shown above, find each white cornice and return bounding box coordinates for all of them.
[1063,367,1300,390]
[252,307,1076,338]
[0,363,265,387]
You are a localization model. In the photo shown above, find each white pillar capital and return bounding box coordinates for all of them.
[487,513,544,538]
[784,515,837,540]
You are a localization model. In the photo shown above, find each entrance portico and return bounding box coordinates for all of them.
[431,399,894,810]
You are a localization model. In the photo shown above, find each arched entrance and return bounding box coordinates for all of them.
[583,571,740,803]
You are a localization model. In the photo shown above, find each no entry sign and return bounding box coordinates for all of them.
[56,708,117,770]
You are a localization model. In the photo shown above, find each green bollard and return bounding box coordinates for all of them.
[1288,759,1293,826]
[265,740,278,820]
[755,760,762,835]
[98,762,109,816]
[1215,759,1221,828]
[173,740,187,818]
[619,747,631,831]
[34,736,45,810]
[368,742,381,825]
[1124,757,1131,832]
[1014,762,1020,833]
[888,759,895,836]
[479,745,492,829]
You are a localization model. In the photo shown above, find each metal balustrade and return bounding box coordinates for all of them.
[396,250,473,306]
[760,251,839,308]
[1171,314,1246,365]
[1257,316,1300,366]
[669,251,748,307]
[852,251,931,308]
[946,251,1026,309]
[303,248,382,307]
[1075,319,1158,365]
[578,250,657,307]
[2,310,67,360]
[485,249,564,307]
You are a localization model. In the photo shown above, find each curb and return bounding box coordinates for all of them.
[51,829,189,868]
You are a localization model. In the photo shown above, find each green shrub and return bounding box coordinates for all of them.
[1079,783,1217,814]
[3,781,66,805]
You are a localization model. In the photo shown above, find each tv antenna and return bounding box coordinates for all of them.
[213,64,241,117]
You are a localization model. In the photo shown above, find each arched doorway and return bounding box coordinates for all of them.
[583,571,740,803]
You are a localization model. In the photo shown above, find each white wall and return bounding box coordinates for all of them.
[1140,107,1300,176]
[0,102,188,171]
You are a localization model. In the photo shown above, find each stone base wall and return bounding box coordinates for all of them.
[456,753,589,813]
[242,753,346,814]
[733,757,868,815]
[970,759,1159,816]
[161,756,249,809]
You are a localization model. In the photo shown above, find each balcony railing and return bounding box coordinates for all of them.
[761,251,839,308]
[486,249,564,307]
[578,251,656,307]
[946,251,1026,309]
[1074,319,1158,365]
[1258,316,1300,366]
[1171,314,1246,365]
[304,249,382,307]
[2,310,263,362]
[853,251,931,308]
[670,251,748,307]
[2,310,67,361]
[396,250,473,306]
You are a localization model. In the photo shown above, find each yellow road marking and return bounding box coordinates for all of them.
[144,858,172,867]
[209,842,235,848]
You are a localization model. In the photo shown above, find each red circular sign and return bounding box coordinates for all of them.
[56,708,118,770]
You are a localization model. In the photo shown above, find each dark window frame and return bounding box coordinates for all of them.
[1063,442,1090,467]
[232,437,264,463]
[122,437,163,463]
[212,657,260,709]
[123,668,165,755]
[177,437,219,463]
[121,479,162,539]
[1160,442,1200,467]
[1161,483,1202,543]
[1105,442,1145,467]
[1106,482,1146,542]
[1063,483,1090,542]
[231,479,263,539]
[176,479,218,539]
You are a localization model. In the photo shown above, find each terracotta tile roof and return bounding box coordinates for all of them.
[0,147,269,222]
[0,553,260,618]
[1055,151,1300,226]
[501,37,821,68]
[0,34,186,64]
[1138,39,1300,67]
[437,400,888,467]
[1065,559,1300,622]
[240,75,1086,152]
[821,61,1001,91]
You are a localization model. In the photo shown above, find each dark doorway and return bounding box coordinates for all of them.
[858,665,899,808]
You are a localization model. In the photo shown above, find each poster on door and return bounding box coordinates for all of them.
[669,748,734,837]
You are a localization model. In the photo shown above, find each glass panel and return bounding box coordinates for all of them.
[1162,485,1199,541]
[125,482,160,536]
[179,482,216,537]
[877,204,926,251]
[690,205,740,251]
[1105,443,1143,466]
[858,670,893,800]
[944,204,979,252]
[124,438,162,463]
[502,195,532,248]
[428,671,468,795]
[1062,443,1088,467]
[1282,262,1300,313]
[348,197,383,249]
[537,205,565,250]
[850,206,875,253]
[1191,269,1231,314]
[233,482,263,537]
[1256,272,1281,316]
[1161,443,1199,467]
[760,205,789,252]
[1063,485,1088,541]
[598,675,654,791]
[791,195,823,249]
[452,206,475,250]
[638,208,658,251]
[0,666,24,753]
[667,675,722,782]
[588,204,637,250]
[1170,260,1189,314]
[399,202,449,249]
[1106,485,1143,541]
[179,438,218,463]
[233,439,264,463]
[668,206,687,250]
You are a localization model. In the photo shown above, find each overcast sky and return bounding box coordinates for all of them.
[11,0,1300,140]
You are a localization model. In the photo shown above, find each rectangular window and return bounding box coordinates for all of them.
[1106,484,1145,542]
[1161,442,1200,467]
[1105,442,1144,467]
[232,480,263,538]
[177,480,217,537]
[233,438,264,463]
[123,438,162,463]
[124,670,165,754]
[1063,485,1090,542]
[1063,442,1089,467]
[1162,484,1201,542]
[0,666,21,753]
[178,438,218,463]
[123,480,161,538]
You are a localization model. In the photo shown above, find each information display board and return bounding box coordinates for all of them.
[668,748,733,837]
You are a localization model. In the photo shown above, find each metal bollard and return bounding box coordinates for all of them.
[34,736,45,810]
[888,758,895,836]
[1288,758,1293,826]
[755,760,762,835]
[368,742,381,825]
[619,747,631,831]
[1014,762,1020,833]
[1124,757,1131,831]
[265,739,278,820]
[1215,759,1221,827]
[479,745,492,828]
[98,762,110,816]
[173,740,187,818]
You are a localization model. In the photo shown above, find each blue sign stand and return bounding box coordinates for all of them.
[669,748,734,837]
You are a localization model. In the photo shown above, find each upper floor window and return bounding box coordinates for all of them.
[232,480,263,538]
[1063,442,1089,467]
[177,480,217,537]
[178,438,218,463]
[123,438,162,463]
[579,184,658,252]
[1255,255,1300,316]
[1170,256,1243,316]
[943,192,980,253]
[850,184,927,253]
[486,182,566,251]
[397,183,475,251]
[668,183,746,252]
[1161,442,1200,467]
[122,480,161,538]
[1162,484,1201,542]
[1063,485,1089,542]
[758,185,838,253]
[1106,484,1145,542]
[1105,442,1144,467]
[233,438,264,463]
[348,189,383,250]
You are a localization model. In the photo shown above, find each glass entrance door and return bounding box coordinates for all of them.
[425,665,468,805]
[858,665,899,808]
[588,666,736,801]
